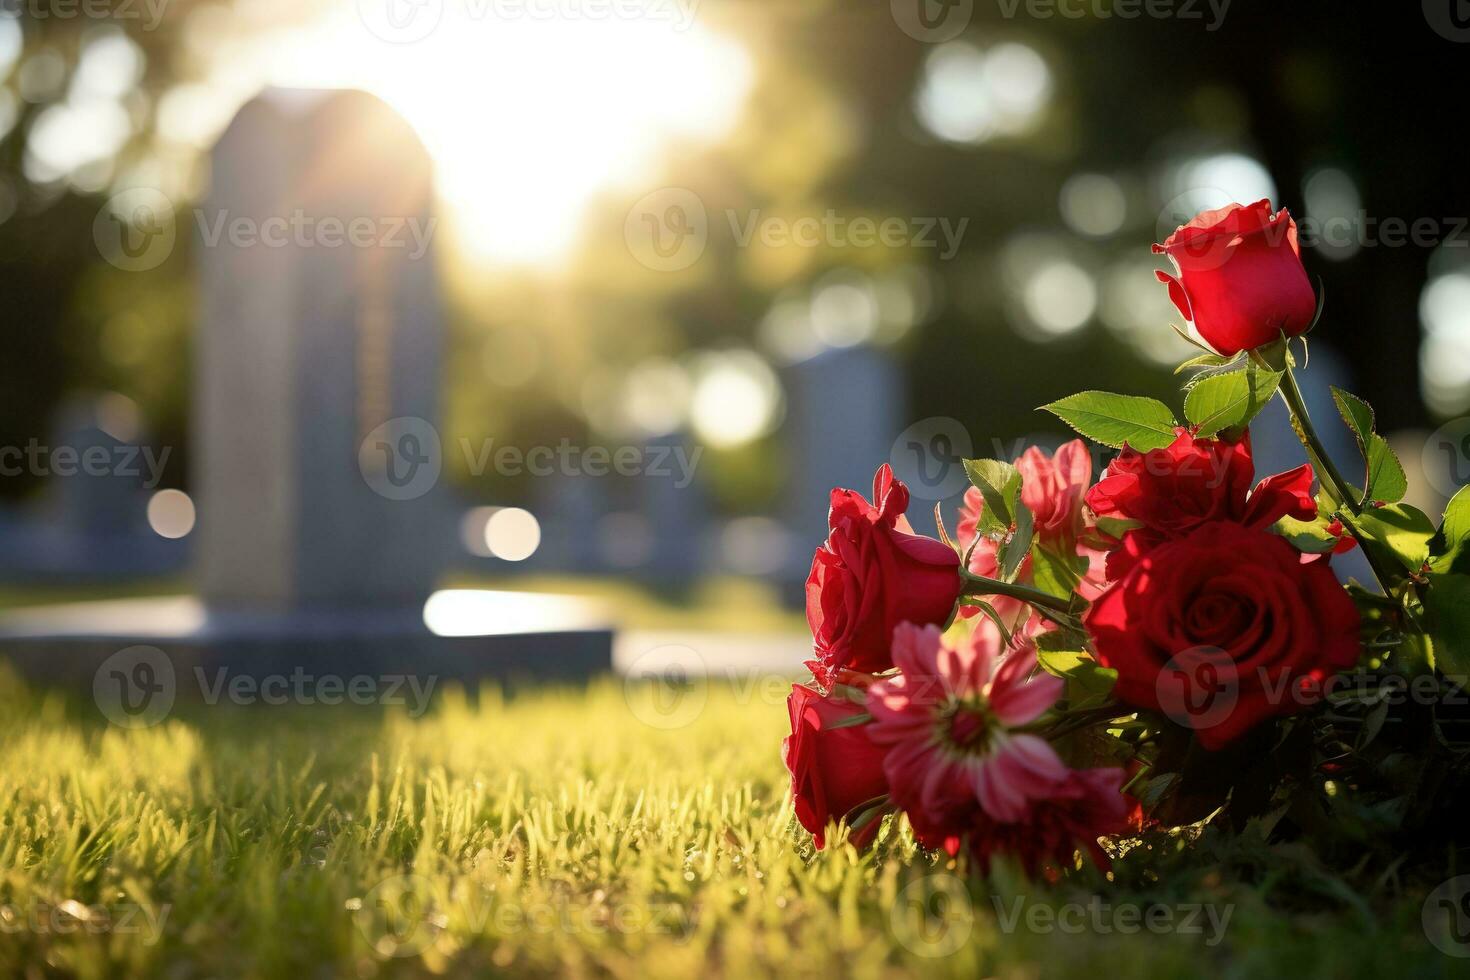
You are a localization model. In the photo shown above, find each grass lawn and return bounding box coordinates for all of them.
[0,669,1461,978]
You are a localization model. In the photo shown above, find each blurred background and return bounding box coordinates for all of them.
[0,0,1466,624]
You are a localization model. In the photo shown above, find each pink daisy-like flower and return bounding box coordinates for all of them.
[865,620,1068,851]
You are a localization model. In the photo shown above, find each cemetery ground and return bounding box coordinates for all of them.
[0,665,1461,978]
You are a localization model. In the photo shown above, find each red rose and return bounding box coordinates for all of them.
[1085,428,1316,578]
[806,464,962,683]
[1154,200,1318,356]
[1086,522,1361,750]
[783,684,890,849]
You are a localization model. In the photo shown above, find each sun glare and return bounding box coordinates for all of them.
[259,3,753,266]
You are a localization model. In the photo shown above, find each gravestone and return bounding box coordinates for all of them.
[196,87,444,607]
[0,90,613,689]
[783,348,904,575]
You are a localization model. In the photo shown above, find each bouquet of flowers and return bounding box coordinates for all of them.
[783,200,1470,876]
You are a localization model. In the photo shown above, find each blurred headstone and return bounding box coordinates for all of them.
[196,89,445,608]
[637,431,706,585]
[0,90,612,686]
[783,348,904,572]
[49,395,149,540]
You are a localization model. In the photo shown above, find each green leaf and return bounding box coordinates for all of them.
[1183,365,1283,437]
[824,711,873,731]
[1424,573,1470,681]
[1041,391,1178,451]
[1331,387,1407,504]
[1272,514,1340,554]
[1174,352,1239,375]
[998,503,1034,582]
[962,458,1021,536]
[1030,543,1085,597]
[1035,644,1118,709]
[1429,486,1470,575]
[1093,516,1143,540]
[969,600,1015,647]
[1356,503,1436,573]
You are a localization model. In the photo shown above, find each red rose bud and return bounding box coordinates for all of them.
[1154,200,1318,356]
[783,684,890,849]
[1086,521,1361,751]
[806,464,963,684]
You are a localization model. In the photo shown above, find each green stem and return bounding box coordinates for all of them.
[1255,347,1396,591]
[960,571,1073,613]
[1273,357,1362,516]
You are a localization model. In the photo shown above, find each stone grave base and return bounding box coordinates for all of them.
[0,592,613,694]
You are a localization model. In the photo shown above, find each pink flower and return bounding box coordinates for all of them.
[955,439,1107,632]
[1016,440,1091,551]
[866,621,1069,850]
[968,768,1131,875]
